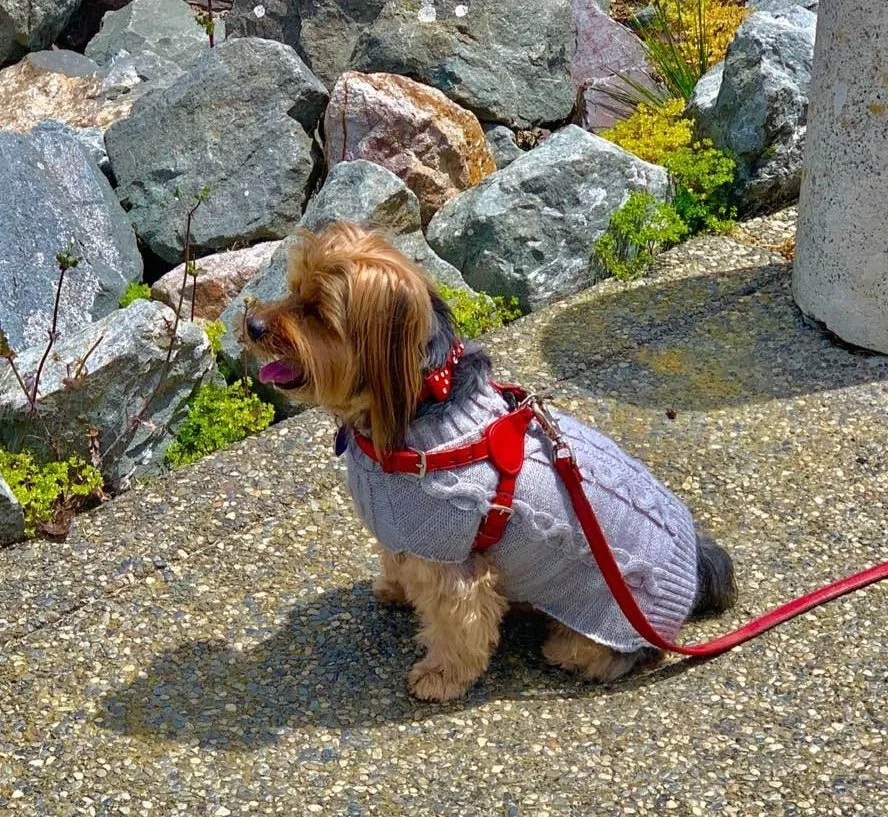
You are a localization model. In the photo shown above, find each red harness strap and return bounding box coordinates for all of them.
[354,386,534,550]
[351,352,888,656]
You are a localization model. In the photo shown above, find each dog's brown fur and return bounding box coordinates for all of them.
[244,222,698,701]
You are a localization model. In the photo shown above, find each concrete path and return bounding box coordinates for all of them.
[2,209,887,816]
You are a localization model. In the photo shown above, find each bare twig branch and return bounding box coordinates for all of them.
[29,246,79,412]
[0,337,32,408]
[98,189,211,465]
[72,333,104,381]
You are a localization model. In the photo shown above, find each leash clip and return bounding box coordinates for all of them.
[523,394,577,465]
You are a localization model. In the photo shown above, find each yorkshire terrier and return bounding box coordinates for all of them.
[244,222,737,702]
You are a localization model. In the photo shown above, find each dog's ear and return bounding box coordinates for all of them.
[348,259,431,455]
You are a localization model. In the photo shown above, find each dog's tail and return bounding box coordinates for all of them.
[692,532,737,617]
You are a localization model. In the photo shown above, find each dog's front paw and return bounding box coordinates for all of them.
[373,578,408,606]
[407,660,471,702]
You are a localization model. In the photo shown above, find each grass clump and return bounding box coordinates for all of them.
[0,448,103,537]
[438,284,522,339]
[594,191,688,281]
[166,380,274,467]
[659,0,748,69]
[118,282,152,309]
[608,0,747,109]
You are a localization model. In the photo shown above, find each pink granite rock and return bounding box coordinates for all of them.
[324,71,497,225]
[151,241,280,320]
[571,0,659,131]
[0,50,133,133]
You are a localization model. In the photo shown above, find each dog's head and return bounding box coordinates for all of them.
[243,222,436,453]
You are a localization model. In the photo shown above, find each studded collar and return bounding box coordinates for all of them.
[417,339,465,403]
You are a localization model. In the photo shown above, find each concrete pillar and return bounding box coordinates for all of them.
[793,0,888,353]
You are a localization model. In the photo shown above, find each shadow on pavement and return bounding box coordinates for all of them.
[100,581,649,748]
[100,580,714,749]
[539,266,888,411]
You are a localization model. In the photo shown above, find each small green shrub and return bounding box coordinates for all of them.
[602,106,737,238]
[201,319,235,382]
[438,284,522,339]
[166,380,275,467]
[204,319,226,355]
[601,99,692,165]
[594,191,688,281]
[119,282,152,308]
[664,140,737,233]
[0,448,103,537]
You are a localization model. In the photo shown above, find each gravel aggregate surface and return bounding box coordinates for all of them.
[2,209,887,816]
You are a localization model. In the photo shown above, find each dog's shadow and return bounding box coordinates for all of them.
[100,581,707,749]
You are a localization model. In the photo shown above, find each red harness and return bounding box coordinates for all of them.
[351,346,888,657]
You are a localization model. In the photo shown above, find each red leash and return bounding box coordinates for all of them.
[533,396,888,656]
[354,380,888,656]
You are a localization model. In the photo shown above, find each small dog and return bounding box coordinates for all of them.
[244,222,737,701]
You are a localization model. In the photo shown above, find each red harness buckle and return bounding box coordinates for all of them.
[352,384,533,551]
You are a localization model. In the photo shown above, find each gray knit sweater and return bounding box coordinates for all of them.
[346,381,699,653]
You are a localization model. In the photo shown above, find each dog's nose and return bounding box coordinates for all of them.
[246,315,267,342]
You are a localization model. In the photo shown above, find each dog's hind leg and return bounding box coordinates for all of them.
[398,552,508,701]
[542,620,661,682]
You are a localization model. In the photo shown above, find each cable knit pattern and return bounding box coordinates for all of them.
[346,381,699,653]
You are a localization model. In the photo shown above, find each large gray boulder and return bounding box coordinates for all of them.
[226,0,387,88]
[350,0,576,128]
[0,124,143,354]
[105,37,328,264]
[686,61,724,124]
[85,0,224,86]
[0,299,216,491]
[426,125,670,311]
[0,0,81,65]
[300,159,424,236]
[219,159,471,389]
[748,0,819,12]
[0,476,25,546]
[693,7,817,213]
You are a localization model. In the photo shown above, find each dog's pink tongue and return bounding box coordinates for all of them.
[258,360,303,385]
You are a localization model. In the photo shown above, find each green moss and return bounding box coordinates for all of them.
[0,448,103,537]
[118,282,152,309]
[166,380,275,467]
[594,191,688,281]
[438,284,522,339]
